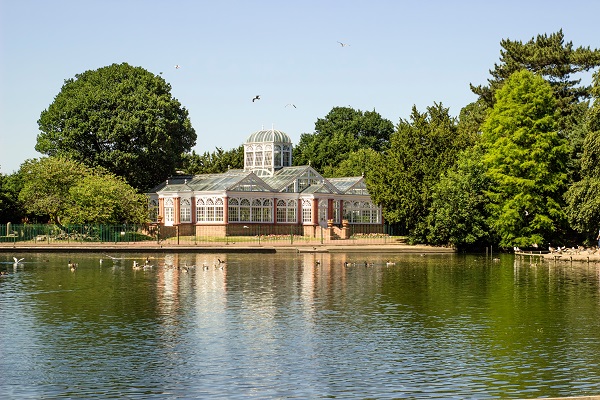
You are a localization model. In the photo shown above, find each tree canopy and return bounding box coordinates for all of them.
[18,156,148,225]
[293,107,394,176]
[564,71,600,239]
[424,146,492,249]
[36,62,196,191]
[471,30,600,120]
[481,69,569,247]
[367,103,471,236]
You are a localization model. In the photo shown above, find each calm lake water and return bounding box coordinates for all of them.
[1,251,599,399]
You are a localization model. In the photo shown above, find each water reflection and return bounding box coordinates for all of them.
[1,252,599,398]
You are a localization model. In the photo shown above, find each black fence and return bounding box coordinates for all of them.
[0,224,399,246]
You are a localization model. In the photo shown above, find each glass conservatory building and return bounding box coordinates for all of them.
[147,128,383,238]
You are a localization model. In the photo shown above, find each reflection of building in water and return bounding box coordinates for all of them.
[147,128,383,240]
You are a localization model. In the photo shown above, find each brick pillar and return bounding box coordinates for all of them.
[191,196,196,224]
[159,198,165,223]
[298,198,303,225]
[174,197,180,225]
[273,197,277,224]
[312,198,318,225]
[327,198,333,221]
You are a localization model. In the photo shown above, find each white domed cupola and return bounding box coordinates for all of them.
[244,127,293,176]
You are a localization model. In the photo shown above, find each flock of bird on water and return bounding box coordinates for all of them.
[2,254,401,275]
[513,245,600,255]
[1,255,230,274]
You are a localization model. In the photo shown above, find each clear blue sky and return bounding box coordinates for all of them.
[1,0,599,174]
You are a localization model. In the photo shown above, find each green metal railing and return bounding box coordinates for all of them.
[0,223,397,246]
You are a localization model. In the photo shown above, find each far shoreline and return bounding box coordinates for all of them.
[0,242,456,255]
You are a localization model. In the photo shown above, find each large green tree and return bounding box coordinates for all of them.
[564,71,600,240]
[471,30,600,127]
[18,156,148,225]
[36,62,196,191]
[367,103,472,238]
[425,146,493,249]
[471,30,600,182]
[482,70,569,248]
[293,107,394,176]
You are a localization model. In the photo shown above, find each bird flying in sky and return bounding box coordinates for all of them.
[252,95,260,102]
[285,103,296,108]
[175,64,181,69]
[337,41,350,47]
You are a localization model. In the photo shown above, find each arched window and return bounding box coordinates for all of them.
[228,197,273,222]
[276,199,297,223]
[283,144,291,167]
[342,200,381,223]
[318,199,328,224]
[255,145,263,168]
[302,199,312,223]
[228,198,239,222]
[245,146,254,168]
[196,197,225,223]
[196,198,206,222]
[261,199,273,222]
[264,144,273,167]
[240,198,251,222]
[180,198,191,223]
[164,198,174,223]
[274,145,282,168]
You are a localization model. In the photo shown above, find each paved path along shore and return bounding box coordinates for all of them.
[0,241,456,254]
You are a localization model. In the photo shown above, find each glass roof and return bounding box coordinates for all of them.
[327,177,364,193]
[263,166,315,191]
[151,168,367,195]
[156,170,262,192]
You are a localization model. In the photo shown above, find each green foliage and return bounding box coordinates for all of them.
[17,157,148,225]
[564,177,600,240]
[36,62,196,191]
[180,146,244,174]
[65,172,149,224]
[0,171,26,223]
[425,146,492,249]
[324,148,380,178]
[580,72,600,179]
[457,99,488,139]
[564,71,600,238]
[367,103,472,237]
[471,30,600,121]
[482,70,569,248]
[18,156,89,224]
[293,106,393,175]
[471,31,600,185]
